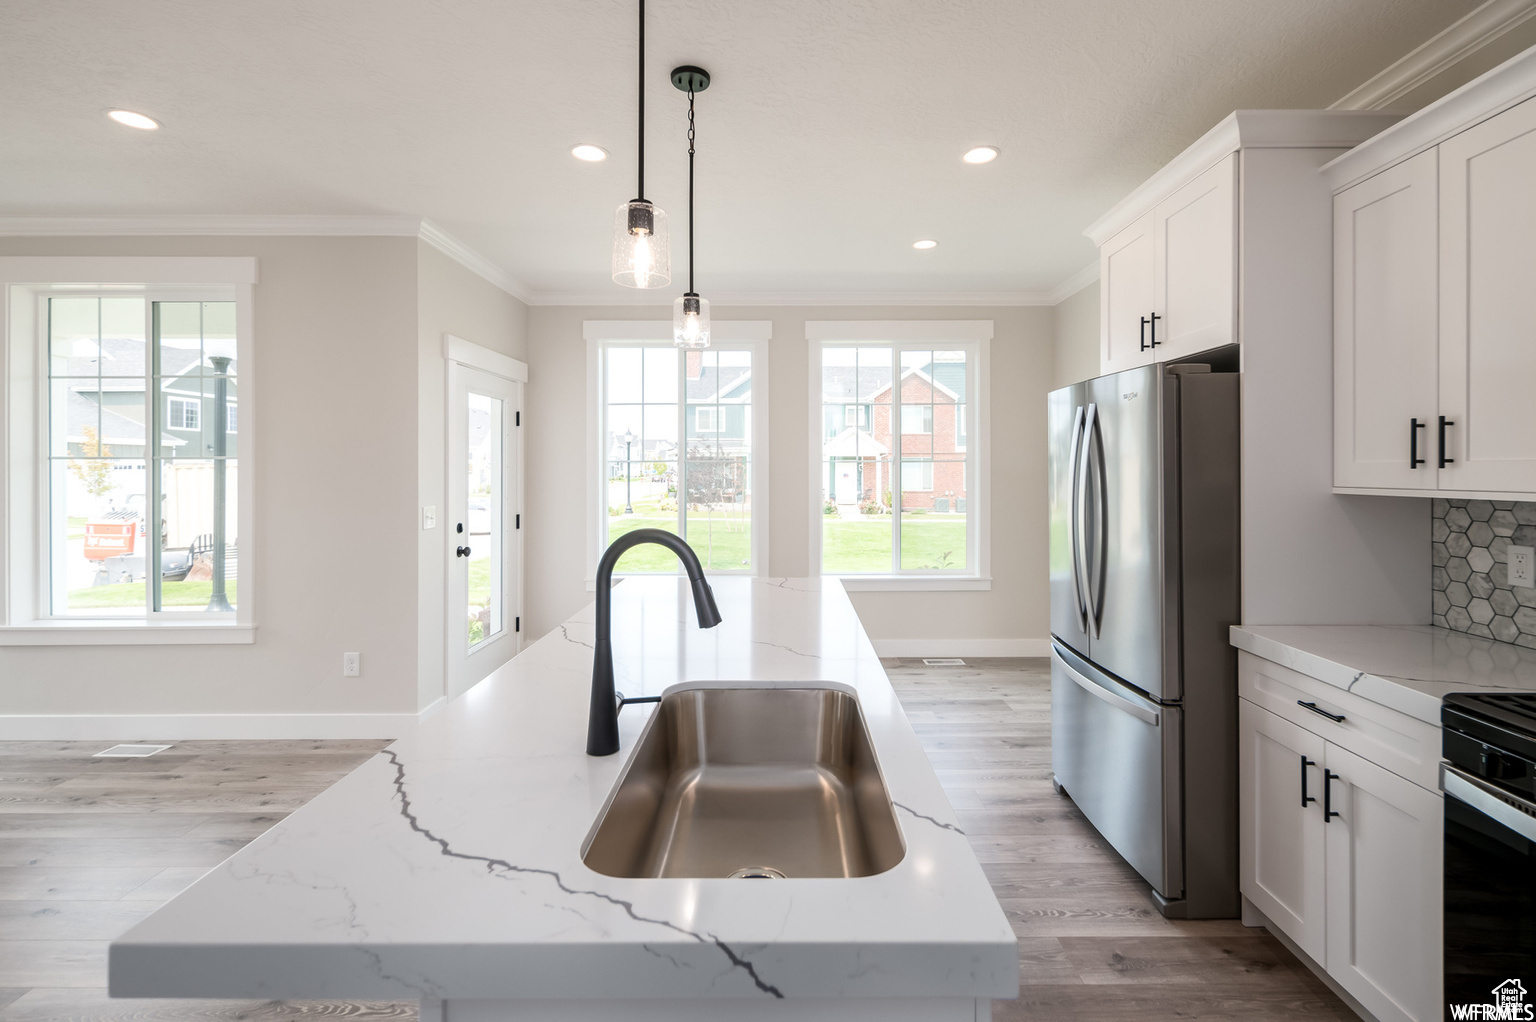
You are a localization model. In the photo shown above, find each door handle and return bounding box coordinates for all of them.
[1438,415,1455,468]
[1076,403,1104,639]
[1301,756,1317,808]
[1297,700,1345,723]
[1149,313,1161,348]
[1410,418,1426,468]
[1087,405,1107,637]
[1323,769,1341,821]
[1140,316,1150,352]
[1068,405,1088,633]
[1056,650,1159,725]
[456,545,472,558]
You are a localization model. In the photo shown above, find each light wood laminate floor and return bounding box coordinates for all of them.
[0,659,1356,1020]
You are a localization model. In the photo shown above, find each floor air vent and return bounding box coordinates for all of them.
[922,658,966,667]
[93,744,172,758]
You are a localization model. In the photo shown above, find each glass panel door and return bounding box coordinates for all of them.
[466,391,503,649]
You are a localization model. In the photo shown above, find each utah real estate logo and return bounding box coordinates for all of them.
[1451,979,1535,1020]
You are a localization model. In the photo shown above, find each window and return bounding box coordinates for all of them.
[167,396,200,430]
[227,402,238,433]
[810,322,988,587]
[2,259,255,641]
[591,325,768,576]
[900,404,933,434]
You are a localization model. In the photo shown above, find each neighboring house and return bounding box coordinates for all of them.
[822,358,966,511]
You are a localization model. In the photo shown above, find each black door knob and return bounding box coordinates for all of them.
[456,545,472,558]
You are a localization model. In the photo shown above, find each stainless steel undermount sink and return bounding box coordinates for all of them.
[582,686,906,879]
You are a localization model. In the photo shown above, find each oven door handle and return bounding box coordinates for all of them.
[1442,763,1536,844]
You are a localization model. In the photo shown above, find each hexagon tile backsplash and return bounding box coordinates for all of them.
[1433,498,1536,645]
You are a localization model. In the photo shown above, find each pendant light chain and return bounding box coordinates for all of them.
[687,87,696,294]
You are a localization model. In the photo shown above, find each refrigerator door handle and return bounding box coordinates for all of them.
[1068,404,1088,633]
[1081,402,1107,638]
[1057,650,1160,726]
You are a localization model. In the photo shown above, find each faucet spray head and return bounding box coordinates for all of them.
[691,577,722,629]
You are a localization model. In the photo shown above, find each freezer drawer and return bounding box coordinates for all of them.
[1051,642,1182,899]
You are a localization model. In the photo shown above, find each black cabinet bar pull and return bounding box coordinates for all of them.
[1410,418,1426,468]
[1149,313,1161,348]
[1323,769,1341,821]
[1301,756,1317,808]
[1439,415,1455,468]
[1297,700,1346,723]
[1140,316,1150,352]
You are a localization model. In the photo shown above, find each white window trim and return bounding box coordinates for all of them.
[900,403,933,435]
[807,320,991,592]
[167,396,201,431]
[584,320,772,588]
[0,256,258,643]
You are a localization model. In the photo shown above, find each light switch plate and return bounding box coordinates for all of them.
[343,652,362,677]
[422,506,437,530]
[1511,546,1535,589]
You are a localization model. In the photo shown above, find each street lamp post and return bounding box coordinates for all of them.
[622,429,636,514]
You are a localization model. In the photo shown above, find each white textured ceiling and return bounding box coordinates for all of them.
[0,0,1479,299]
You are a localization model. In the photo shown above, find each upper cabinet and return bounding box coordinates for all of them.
[1327,48,1536,499]
[1097,155,1236,374]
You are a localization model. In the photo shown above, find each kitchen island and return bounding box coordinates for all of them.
[109,577,1018,1021]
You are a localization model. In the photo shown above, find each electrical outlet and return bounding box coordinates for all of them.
[343,652,362,677]
[422,506,437,530]
[1510,546,1535,589]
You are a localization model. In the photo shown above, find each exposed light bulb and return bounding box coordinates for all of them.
[674,293,710,348]
[631,232,653,288]
[613,200,670,288]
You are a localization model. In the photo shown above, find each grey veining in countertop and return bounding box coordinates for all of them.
[1231,623,1536,724]
[109,577,1018,1005]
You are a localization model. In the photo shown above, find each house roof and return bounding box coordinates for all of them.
[823,426,888,458]
[56,336,214,379]
[66,388,186,450]
[687,363,752,403]
[821,365,893,404]
[866,364,961,404]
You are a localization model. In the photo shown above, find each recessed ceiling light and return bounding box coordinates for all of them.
[962,146,999,164]
[107,109,159,130]
[913,239,938,250]
[571,143,608,162]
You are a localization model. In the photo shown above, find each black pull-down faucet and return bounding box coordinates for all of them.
[588,528,722,756]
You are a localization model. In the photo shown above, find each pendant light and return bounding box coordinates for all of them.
[671,65,711,348]
[612,0,670,288]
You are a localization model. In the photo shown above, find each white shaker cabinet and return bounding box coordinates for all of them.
[1097,155,1236,374]
[1238,699,1327,961]
[1323,743,1444,1022]
[1238,653,1443,1022]
[1099,213,1155,374]
[1332,150,1439,491]
[1438,96,1536,494]
[1152,153,1237,360]
[1328,49,1536,499]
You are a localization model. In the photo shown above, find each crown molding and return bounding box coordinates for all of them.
[0,214,424,237]
[1323,42,1536,190]
[1049,261,1100,304]
[1331,0,1536,111]
[528,288,1056,308]
[0,214,536,304]
[416,219,533,303]
[1084,110,1404,246]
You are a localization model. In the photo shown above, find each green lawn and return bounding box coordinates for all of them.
[67,516,87,540]
[607,509,752,572]
[67,579,239,610]
[824,516,967,572]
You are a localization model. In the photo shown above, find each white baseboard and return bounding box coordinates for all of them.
[870,638,1051,658]
[0,711,425,741]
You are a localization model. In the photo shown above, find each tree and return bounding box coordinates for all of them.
[69,425,115,500]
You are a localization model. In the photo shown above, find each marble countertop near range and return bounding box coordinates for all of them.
[109,577,1018,1004]
[1231,623,1536,725]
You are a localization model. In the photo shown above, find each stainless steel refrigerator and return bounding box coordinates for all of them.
[1048,362,1240,918]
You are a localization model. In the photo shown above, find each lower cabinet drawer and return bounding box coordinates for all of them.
[1237,652,1442,792]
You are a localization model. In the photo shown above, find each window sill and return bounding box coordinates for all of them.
[0,621,256,646]
[836,576,992,592]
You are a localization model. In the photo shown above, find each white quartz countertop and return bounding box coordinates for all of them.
[110,577,1018,1004]
[1231,623,1536,724]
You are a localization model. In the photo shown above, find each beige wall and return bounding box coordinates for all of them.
[525,304,1055,650]
[1051,280,1100,389]
[0,235,423,720]
[414,241,528,710]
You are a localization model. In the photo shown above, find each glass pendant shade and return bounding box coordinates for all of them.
[612,200,670,289]
[674,293,710,348]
